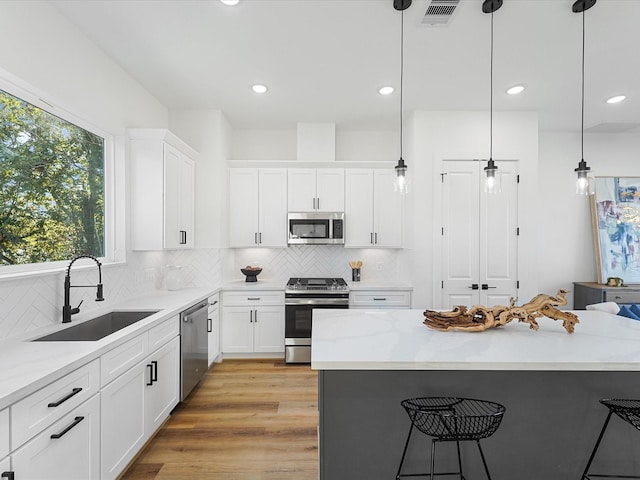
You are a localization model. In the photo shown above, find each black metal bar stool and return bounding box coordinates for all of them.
[396,397,506,480]
[581,399,640,479]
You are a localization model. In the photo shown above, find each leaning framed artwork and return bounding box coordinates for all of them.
[591,177,640,284]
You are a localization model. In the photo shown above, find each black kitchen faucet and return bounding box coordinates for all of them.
[62,254,105,323]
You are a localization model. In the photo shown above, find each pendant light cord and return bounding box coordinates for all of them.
[490,10,494,160]
[400,8,404,159]
[581,9,585,161]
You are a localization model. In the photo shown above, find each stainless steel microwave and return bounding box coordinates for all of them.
[288,212,345,245]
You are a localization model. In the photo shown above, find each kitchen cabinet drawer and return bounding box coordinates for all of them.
[0,408,8,459]
[101,333,149,387]
[12,393,100,480]
[11,359,100,449]
[349,290,412,308]
[148,315,179,352]
[223,291,284,306]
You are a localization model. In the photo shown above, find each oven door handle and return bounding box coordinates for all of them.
[285,298,349,306]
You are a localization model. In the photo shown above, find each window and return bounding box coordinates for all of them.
[0,88,105,266]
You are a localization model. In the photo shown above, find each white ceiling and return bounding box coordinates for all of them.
[50,0,640,133]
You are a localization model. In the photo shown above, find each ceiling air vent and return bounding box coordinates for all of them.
[421,0,460,27]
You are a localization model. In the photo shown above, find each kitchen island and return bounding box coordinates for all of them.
[312,309,640,480]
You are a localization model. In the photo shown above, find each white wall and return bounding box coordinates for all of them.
[538,132,640,305]
[0,1,167,134]
[231,128,398,162]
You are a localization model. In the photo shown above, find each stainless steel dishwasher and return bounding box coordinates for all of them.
[180,300,209,400]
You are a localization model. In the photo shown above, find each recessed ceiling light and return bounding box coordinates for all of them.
[220,0,239,5]
[606,95,626,104]
[379,86,394,95]
[506,85,525,95]
[252,84,268,94]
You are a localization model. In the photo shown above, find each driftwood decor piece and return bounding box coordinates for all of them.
[423,289,579,334]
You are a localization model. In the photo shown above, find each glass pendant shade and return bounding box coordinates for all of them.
[395,157,409,194]
[484,158,501,194]
[575,159,593,195]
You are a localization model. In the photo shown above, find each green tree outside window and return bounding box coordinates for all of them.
[0,89,105,265]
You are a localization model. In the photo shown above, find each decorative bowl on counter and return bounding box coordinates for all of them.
[241,266,262,282]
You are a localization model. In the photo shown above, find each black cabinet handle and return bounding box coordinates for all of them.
[249,310,253,323]
[147,363,154,386]
[208,318,212,333]
[1,471,15,479]
[179,230,187,245]
[48,387,82,407]
[151,360,158,383]
[370,233,374,244]
[254,310,258,323]
[254,232,258,244]
[375,232,378,244]
[259,232,262,244]
[373,298,387,301]
[209,300,218,306]
[50,416,84,439]
[247,297,261,301]
[469,284,479,290]
[482,284,497,290]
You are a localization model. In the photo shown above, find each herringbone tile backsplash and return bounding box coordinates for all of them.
[0,246,403,339]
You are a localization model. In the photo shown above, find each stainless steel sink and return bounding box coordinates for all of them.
[32,310,159,342]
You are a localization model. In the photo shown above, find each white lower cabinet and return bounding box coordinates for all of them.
[145,336,180,434]
[221,291,285,355]
[11,393,100,480]
[208,293,221,366]
[101,321,180,480]
[222,306,284,353]
[100,360,146,480]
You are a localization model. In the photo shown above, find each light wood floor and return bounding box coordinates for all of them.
[121,359,319,480]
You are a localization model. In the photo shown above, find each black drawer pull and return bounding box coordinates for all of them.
[247,297,261,301]
[1,472,15,480]
[147,363,155,386]
[48,387,82,407]
[373,298,387,301]
[50,416,84,439]
[208,317,212,333]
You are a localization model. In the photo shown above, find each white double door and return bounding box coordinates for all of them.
[440,160,519,309]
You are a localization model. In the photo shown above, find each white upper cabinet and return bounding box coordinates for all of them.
[345,169,403,248]
[130,129,197,250]
[288,168,344,212]
[229,168,287,248]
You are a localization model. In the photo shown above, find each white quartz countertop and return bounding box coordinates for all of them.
[223,279,285,291]
[311,308,640,371]
[0,287,217,410]
[346,281,413,291]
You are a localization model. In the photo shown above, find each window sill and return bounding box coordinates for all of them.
[0,260,127,283]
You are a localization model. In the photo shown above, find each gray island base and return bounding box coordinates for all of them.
[312,309,640,480]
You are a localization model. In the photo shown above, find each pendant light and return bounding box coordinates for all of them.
[393,0,411,195]
[482,0,502,194]
[573,0,596,195]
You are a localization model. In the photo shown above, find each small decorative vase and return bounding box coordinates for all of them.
[165,265,183,291]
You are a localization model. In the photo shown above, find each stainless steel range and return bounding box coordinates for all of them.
[285,277,349,364]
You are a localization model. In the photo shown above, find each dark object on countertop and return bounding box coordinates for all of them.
[63,254,104,323]
[241,267,262,282]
